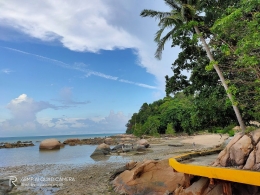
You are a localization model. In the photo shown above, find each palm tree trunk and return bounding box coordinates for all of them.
[194,26,246,132]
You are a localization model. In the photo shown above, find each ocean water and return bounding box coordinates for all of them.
[0,133,129,167]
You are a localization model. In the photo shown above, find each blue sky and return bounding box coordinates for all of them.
[0,0,180,137]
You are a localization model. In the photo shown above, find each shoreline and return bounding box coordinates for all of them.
[1,134,229,195]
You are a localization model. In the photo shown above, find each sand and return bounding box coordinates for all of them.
[1,134,228,195]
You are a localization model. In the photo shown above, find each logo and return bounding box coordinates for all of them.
[8,176,17,187]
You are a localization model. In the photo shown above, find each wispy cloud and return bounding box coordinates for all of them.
[0,0,178,94]
[1,68,13,74]
[119,79,157,89]
[85,71,118,81]
[1,46,156,89]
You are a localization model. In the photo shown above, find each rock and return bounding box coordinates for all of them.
[204,183,224,195]
[39,139,60,150]
[104,137,113,145]
[90,143,110,157]
[136,145,147,151]
[243,150,255,170]
[213,133,243,166]
[233,126,241,131]
[0,179,14,195]
[4,143,12,148]
[111,144,124,151]
[175,177,209,195]
[63,138,80,145]
[112,159,186,195]
[136,139,149,147]
[229,135,253,166]
[250,129,260,144]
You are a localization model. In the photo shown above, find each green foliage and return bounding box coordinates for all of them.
[205,60,218,71]
[228,130,235,137]
[166,123,175,135]
[128,0,260,136]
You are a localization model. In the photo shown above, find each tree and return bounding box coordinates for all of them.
[166,122,175,135]
[140,0,246,132]
[211,0,260,122]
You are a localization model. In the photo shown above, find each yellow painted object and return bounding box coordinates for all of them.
[169,157,260,186]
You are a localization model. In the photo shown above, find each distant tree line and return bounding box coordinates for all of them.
[126,0,260,136]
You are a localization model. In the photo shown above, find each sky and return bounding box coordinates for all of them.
[0,0,181,137]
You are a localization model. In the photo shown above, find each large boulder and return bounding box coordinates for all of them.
[39,138,60,150]
[229,135,253,166]
[90,143,110,157]
[136,139,149,148]
[213,129,260,171]
[112,159,187,195]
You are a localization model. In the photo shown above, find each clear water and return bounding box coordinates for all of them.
[0,133,129,167]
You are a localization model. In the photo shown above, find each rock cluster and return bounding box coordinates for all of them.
[90,138,150,157]
[111,130,260,195]
[0,141,34,149]
[63,134,138,146]
[213,129,260,170]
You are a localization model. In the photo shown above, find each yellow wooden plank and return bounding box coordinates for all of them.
[169,158,260,186]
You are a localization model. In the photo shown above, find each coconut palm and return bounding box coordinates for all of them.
[141,0,246,132]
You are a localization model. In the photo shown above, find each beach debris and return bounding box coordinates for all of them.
[90,143,111,157]
[39,138,61,150]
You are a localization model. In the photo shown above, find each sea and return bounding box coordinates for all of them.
[0,133,129,167]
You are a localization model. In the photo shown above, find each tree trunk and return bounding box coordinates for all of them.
[194,26,246,132]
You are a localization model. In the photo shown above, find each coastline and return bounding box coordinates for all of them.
[1,134,228,195]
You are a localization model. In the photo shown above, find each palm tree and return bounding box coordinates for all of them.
[141,0,246,132]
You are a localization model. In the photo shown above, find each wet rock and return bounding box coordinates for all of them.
[90,143,110,157]
[39,138,60,150]
[4,143,12,148]
[63,138,80,145]
[0,179,14,195]
[136,145,147,151]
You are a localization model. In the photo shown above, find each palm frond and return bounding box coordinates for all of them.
[155,28,176,59]
[140,9,171,21]
[154,28,165,43]
[164,0,181,10]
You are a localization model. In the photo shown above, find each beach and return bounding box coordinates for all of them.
[0,134,228,195]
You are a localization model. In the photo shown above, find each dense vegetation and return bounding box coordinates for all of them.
[126,0,260,136]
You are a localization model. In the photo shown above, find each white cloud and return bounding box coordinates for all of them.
[1,68,13,74]
[0,0,180,93]
[0,94,129,136]
[6,94,57,122]
[0,94,57,135]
